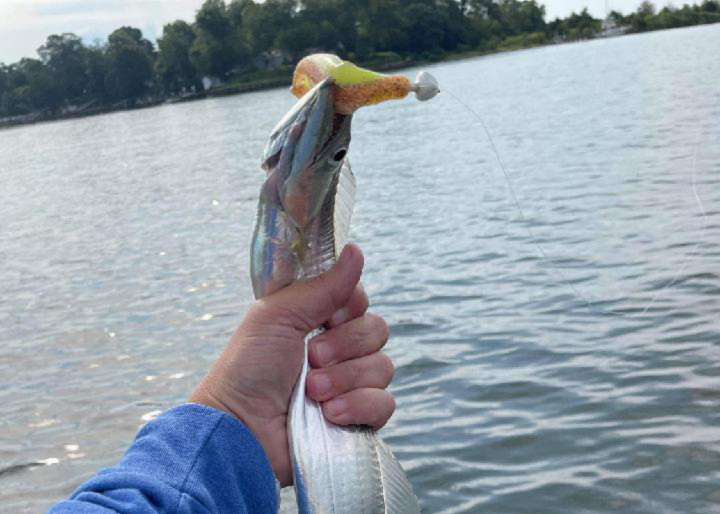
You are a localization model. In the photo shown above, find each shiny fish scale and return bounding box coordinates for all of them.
[250,79,419,513]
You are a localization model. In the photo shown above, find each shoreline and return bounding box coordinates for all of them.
[1,23,716,131]
[0,55,434,131]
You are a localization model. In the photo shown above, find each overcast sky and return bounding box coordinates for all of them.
[0,0,672,64]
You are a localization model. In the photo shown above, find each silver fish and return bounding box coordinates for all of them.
[250,78,420,513]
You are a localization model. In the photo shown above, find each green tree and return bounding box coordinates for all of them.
[196,0,233,39]
[608,10,626,23]
[190,30,227,78]
[190,0,247,79]
[227,0,248,26]
[227,0,253,64]
[329,0,360,56]
[37,33,88,103]
[0,65,7,115]
[438,0,468,51]
[1,59,60,114]
[105,27,155,103]
[298,0,342,49]
[466,0,502,18]
[241,0,294,56]
[276,0,344,60]
[84,44,109,102]
[464,0,505,46]
[564,8,601,38]
[157,21,200,94]
[277,24,317,61]
[358,0,408,55]
[23,58,59,111]
[402,2,447,54]
[498,0,546,35]
[638,1,657,15]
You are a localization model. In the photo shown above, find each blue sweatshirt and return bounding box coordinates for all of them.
[49,404,279,514]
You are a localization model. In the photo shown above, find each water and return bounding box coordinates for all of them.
[2,24,720,513]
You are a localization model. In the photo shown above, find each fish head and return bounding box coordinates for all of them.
[261,78,352,230]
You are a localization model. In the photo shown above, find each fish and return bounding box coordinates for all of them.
[250,55,437,513]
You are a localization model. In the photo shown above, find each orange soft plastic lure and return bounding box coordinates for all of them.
[291,53,439,114]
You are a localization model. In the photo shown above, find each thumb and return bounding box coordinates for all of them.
[264,244,364,332]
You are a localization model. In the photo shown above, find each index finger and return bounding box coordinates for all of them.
[309,312,389,368]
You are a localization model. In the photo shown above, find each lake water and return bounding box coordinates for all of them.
[2,24,720,514]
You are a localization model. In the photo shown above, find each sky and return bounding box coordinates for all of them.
[0,0,674,64]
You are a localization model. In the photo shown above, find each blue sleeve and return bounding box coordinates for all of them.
[49,404,279,514]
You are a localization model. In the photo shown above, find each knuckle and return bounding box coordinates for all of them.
[378,353,395,384]
[370,392,395,428]
[347,322,368,346]
[345,359,363,389]
[253,299,314,333]
[287,308,316,333]
[376,315,390,344]
[246,299,273,321]
[357,287,370,314]
[377,393,396,427]
[353,313,388,349]
[387,393,396,416]
[366,313,389,343]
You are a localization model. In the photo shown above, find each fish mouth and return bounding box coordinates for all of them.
[262,79,340,173]
[321,112,350,160]
[331,113,347,138]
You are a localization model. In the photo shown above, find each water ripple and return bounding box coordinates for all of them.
[2,24,720,514]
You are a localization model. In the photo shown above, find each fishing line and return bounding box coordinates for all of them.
[641,126,706,314]
[442,88,597,312]
[442,88,709,317]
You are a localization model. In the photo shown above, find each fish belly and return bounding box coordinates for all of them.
[288,329,420,514]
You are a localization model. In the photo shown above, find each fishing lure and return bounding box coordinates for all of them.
[292,53,439,113]
[250,54,438,513]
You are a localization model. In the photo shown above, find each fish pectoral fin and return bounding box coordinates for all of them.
[333,159,356,257]
[375,433,420,513]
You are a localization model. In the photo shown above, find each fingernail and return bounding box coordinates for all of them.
[330,307,348,326]
[312,373,332,395]
[314,341,333,365]
[325,398,347,417]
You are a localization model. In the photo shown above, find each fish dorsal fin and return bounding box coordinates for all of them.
[333,159,356,258]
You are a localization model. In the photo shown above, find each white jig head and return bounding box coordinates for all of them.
[411,71,440,102]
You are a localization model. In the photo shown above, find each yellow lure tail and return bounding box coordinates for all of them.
[291,53,438,114]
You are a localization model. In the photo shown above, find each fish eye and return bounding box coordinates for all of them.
[333,149,347,162]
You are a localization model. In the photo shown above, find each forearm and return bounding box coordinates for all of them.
[49,404,278,514]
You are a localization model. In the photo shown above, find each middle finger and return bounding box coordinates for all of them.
[309,312,389,368]
[306,351,394,402]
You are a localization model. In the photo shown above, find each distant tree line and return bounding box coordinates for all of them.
[1,0,718,120]
[610,0,720,33]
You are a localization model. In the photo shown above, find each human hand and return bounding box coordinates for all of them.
[189,244,395,486]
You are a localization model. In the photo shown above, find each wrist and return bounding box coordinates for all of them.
[189,384,291,485]
[189,384,238,420]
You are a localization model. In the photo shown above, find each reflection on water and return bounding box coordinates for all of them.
[2,24,720,514]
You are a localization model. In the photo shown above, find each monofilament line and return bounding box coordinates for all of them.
[443,89,598,313]
[443,89,708,318]
[641,126,707,314]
